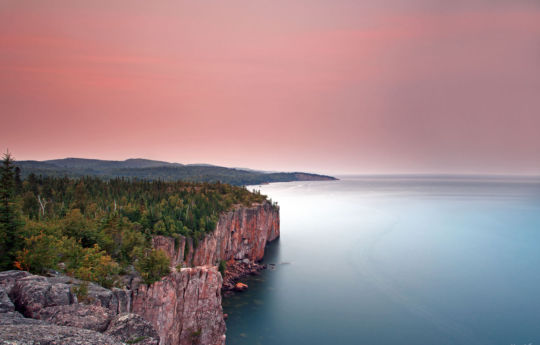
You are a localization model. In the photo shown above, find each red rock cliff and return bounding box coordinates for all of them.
[132,266,225,345]
[137,201,279,345]
[153,201,280,267]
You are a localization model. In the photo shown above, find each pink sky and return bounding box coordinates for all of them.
[1,0,539,175]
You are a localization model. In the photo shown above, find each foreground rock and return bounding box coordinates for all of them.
[105,313,159,345]
[0,287,14,313]
[11,274,73,318]
[0,271,30,295]
[0,272,157,344]
[39,304,114,332]
[0,312,123,345]
[0,268,222,345]
[7,273,131,320]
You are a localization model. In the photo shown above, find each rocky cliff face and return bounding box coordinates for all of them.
[0,202,279,345]
[144,201,279,345]
[153,202,280,267]
[132,266,226,345]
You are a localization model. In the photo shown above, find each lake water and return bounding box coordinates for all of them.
[222,176,540,345]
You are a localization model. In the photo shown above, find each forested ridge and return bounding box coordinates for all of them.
[0,153,274,286]
[16,157,336,185]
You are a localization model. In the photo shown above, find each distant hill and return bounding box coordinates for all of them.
[15,158,337,186]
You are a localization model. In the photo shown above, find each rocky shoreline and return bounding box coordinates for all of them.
[0,202,280,345]
[222,260,266,295]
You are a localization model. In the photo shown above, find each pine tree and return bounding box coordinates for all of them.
[14,167,22,194]
[0,152,22,269]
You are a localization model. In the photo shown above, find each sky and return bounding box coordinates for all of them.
[1,0,539,175]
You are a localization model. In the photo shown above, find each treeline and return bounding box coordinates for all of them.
[0,153,271,286]
[16,158,336,185]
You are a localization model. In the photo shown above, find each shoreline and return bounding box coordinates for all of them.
[221,260,266,296]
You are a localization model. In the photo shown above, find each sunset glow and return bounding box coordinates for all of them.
[1,0,539,174]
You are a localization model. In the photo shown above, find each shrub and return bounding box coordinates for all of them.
[126,337,147,344]
[75,244,119,288]
[72,281,90,303]
[218,260,227,277]
[15,232,61,273]
[135,249,170,284]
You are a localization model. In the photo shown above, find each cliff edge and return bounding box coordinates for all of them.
[0,201,279,345]
[146,201,280,345]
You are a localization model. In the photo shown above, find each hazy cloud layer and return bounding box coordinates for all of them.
[1,0,539,174]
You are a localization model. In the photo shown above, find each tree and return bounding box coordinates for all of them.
[75,244,119,288]
[15,232,62,273]
[218,260,227,277]
[135,249,170,284]
[0,152,23,269]
[14,167,22,194]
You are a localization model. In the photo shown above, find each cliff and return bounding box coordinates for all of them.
[0,202,279,345]
[152,202,279,267]
[132,266,226,345]
[145,201,279,345]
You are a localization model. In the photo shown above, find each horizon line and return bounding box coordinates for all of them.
[11,155,540,178]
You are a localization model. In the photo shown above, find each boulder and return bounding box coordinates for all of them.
[0,270,31,295]
[39,303,115,332]
[84,282,132,313]
[222,260,264,291]
[111,287,132,314]
[105,313,159,345]
[0,287,15,313]
[234,282,248,291]
[10,274,73,318]
[0,313,123,345]
[5,272,132,319]
[0,311,40,325]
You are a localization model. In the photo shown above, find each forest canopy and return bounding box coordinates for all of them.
[0,153,274,285]
[15,157,336,185]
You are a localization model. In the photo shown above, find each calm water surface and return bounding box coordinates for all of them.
[223,176,540,345]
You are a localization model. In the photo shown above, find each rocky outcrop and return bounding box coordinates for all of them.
[0,202,280,345]
[222,260,265,292]
[11,274,74,318]
[132,266,226,345]
[0,273,157,344]
[154,202,279,267]
[6,273,130,320]
[39,304,115,332]
[0,287,14,314]
[0,312,124,345]
[105,313,160,345]
[0,270,31,295]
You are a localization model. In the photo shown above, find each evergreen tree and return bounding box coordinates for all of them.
[0,152,22,269]
[14,167,22,194]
